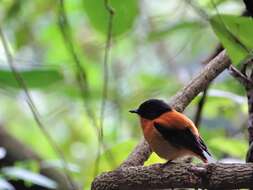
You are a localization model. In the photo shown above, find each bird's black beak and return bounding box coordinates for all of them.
[129,109,138,114]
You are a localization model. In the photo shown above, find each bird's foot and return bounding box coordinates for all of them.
[189,166,207,176]
[162,160,175,167]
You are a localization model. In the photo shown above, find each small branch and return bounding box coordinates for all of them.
[58,0,99,131]
[100,0,114,143]
[92,162,253,190]
[228,65,253,89]
[246,63,253,162]
[94,0,115,177]
[194,44,224,128]
[194,87,208,128]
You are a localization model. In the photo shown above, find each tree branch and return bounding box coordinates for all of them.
[92,162,253,190]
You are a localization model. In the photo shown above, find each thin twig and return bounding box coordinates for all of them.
[57,0,116,179]
[94,0,115,177]
[228,64,253,89]
[58,0,99,131]
[0,27,76,190]
[194,87,208,128]
[100,0,114,145]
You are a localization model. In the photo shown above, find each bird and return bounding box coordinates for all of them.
[129,99,212,163]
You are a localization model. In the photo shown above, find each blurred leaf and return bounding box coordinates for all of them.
[15,160,40,174]
[96,140,137,170]
[210,14,253,64]
[148,21,204,41]
[4,0,21,21]
[208,89,246,104]
[0,66,64,89]
[15,23,32,49]
[209,137,247,158]
[83,0,139,36]
[198,0,229,9]
[213,77,246,96]
[2,167,57,189]
[0,178,15,190]
[41,160,80,173]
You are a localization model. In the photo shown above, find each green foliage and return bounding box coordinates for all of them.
[148,21,205,41]
[83,0,139,36]
[0,67,64,89]
[209,137,247,158]
[198,0,229,9]
[85,140,137,189]
[210,14,253,64]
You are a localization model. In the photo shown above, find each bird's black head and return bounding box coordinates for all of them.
[129,99,172,120]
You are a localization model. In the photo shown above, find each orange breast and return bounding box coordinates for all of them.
[140,117,191,160]
[139,111,199,160]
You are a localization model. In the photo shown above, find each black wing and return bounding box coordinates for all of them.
[154,122,210,160]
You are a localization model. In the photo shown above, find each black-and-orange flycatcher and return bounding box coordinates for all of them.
[130,99,212,163]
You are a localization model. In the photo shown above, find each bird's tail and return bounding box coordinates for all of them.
[198,137,216,163]
[202,151,216,163]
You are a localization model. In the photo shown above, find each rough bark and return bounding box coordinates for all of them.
[0,126,74,190]
[92,163,253,190]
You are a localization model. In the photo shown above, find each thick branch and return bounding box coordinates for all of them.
[92,162,253,190]
[120,50,230,169]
